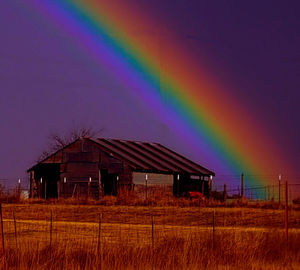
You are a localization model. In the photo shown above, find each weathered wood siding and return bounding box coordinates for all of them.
[31,138,134,198]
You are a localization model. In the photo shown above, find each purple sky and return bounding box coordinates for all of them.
[0,1,299,187]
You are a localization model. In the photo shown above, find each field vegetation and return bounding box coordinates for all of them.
[0,201,299,269]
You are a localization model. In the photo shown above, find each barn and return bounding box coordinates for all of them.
[27,137,215,199]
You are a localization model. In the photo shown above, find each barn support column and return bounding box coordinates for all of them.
[98,168,102,200]
[57,181,60,199]
[29,171,37,198]
[208,175,213,198]
[173,174,181,196]
[223,184,227,202]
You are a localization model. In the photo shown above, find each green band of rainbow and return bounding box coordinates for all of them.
[28,0,291,186]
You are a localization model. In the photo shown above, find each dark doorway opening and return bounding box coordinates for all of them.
[34,164,60,199]
[101,169,118,195]
[173,174,210,197]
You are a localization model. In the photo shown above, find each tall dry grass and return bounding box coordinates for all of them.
[3,203,300,228]
[3,229,300,270]
[0,201,299,269]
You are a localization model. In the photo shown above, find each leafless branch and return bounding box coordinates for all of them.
[36,126,104,162]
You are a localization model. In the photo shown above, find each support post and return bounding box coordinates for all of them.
[18,179,21,199]
[151,216,154,250]
[151,215,154,269]
[97,213,102,253]
[50,210,53,247]
[213,209,216,232]
[0,204,4,268]
[98,213,103,269]
[0,204,4,252]
[177,174,180,196]
[285,181,288,241]
[29,171,36,198]
[223,184,227,202]
[13,212,17,249]
[45,180,47,199]
[241,173,244,198]
[88,177,91,199]
[63,177,67,198]
[212,209,215,249]
[278,174,281,204]
[57,181,60,199]
[29,172,33,198]
[39,178,42,199]
[98,169,101,200]
[145,174,148,201]
[209,175,213,198]
[265,186,267,200]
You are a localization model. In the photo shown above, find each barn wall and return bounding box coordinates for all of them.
[133,172,173,185]
[58,139,133,198]
[131,172,173,196]
[29,138,213,199]
[32,138,134,198]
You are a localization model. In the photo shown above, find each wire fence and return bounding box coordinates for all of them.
[0,176,299,203]
[0,204,299,252]
[213,183,300,203]
[0,204,298,269]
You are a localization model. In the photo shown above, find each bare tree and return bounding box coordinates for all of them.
[37,126,104,162]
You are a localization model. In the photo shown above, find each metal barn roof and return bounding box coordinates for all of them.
[89,138,214,176]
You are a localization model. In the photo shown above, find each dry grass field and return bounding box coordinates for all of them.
[0,202,299,269]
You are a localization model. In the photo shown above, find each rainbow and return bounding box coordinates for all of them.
[28,0,290,186]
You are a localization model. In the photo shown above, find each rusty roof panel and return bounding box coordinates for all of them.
[149,143,213,175]
[126,141,181,172]
[91,139,148,170]
[132,141,195,173]
[90,138,214,176]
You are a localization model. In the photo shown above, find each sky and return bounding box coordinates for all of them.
[0,0,299,188]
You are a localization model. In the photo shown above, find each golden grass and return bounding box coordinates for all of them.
[0,204,299,269]
[3,203,300,228]
[3,229,300,269]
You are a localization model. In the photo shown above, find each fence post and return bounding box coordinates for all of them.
[0,204,4,251]
[285,181,288,241]
[241,173,244,198]
[213,209,216,233]
[223,184,227,202]
[0,204,5,267]
[151,215,154,268]
[97,213,102,252]
[50,210,53,247]
[98,213,103,269]
[212,209,215,249]
[278,175,281,204]
[265,186,267,200]
[13,212,17,249]
[18,179,21,199]
[145,174,148,201]
[152,216,154,248]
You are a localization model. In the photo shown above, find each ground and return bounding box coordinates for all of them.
[0,203,299,269]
